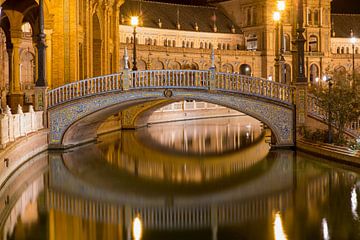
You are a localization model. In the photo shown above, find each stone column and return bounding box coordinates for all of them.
[35,0,48,127]
[8,36,24,111]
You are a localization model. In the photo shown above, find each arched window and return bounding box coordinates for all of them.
[284,34,290,52]
[337,47,340,54]
[126,37,130,44]
[173,40,176,47]
[191,42,194,48]
[204,42,208,49]
[346,47,349,54]
[218,43,221,50]
[309,64,319,83]
[341,47,345,54]
[168,40,171,47]
[284,64,291,84]
[200,42,203,49]
[209,43,212,49]
[182,41,185,48]
[247,8,252,26]
[21,22,32,34]
[307,9,312,25]
[227,44,230,50]
[222,43,226,50]
[153,39,157,46]
[356,47,359,54]
[240,64,251,76]
[314,10,319,25]
[309,35,318,52]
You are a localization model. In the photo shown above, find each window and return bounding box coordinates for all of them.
[309,35,318,52]
[307,9,312,25]
[309,64,319,83]
[284,34,290,52]
[247,8,252,26]
[337,47,340,54]
[314,10,319,25]
[246,34,257,50]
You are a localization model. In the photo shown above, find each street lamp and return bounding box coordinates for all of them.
[273,11,281,82]
[350,30,357,85]
[322,75,333,144]
[277,1,286,84]
[131,16,139,71]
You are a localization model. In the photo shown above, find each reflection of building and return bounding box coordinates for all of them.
[0,0,359,109]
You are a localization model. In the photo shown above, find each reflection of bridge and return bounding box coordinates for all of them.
[96,131,270,183]
[46,69,295,148]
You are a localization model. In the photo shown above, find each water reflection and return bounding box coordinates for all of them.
[322,218,330,240]
[273,212,287,240]
[2,118,360,240]
[351,185,359,220]
[141,116,263,154]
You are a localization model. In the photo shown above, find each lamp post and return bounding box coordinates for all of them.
[277,1,286,84]
[131,16,139,71]
[350,30,357,86]
[322,75,333,144]
[273,11,281,82]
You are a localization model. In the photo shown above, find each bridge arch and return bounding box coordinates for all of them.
[47,70,294,148]
[50,92,293,148]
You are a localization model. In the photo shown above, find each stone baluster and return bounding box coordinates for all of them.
[0,110,9,149]
[29,105,35,131]
[17,104,25,136]
[5,106,14,142]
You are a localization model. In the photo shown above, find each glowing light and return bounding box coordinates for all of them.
[350,36,357,45]
[133,216,142,240]
[274,212,287,240]
[351,185,359,220]
[315,77,319,83]
[131,16,139,27]
[268,75,273,81]
[322,218,330,240]
[277,1,286,11]
[273,11,281,22]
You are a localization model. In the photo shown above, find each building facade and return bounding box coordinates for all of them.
[0,0,359,110]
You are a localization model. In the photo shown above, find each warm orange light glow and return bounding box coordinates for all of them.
[133,216,142,240]
[273,12,281,22]
[350,36,357,45]
[277,1,286,11]
[131,16,139,27]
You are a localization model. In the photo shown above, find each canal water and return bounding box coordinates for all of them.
[2,116,360,240]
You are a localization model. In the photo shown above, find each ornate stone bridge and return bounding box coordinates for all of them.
[46,69,295,148]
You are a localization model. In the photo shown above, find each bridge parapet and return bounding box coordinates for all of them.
[307,94,360,137]
[47,70,295,108]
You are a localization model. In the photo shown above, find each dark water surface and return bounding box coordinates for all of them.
[2,116,360,240]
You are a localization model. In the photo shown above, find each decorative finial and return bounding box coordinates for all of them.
[210,46,215,68]
[5,105,11,116]
[213,25,217,33]
[194,22,199,31]
[17,104,23,114]
[124,47,129,69]
[231,24,236,34]
[158,19,162,28]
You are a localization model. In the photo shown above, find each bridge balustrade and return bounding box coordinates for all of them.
[47,70,294,108]
[307,94,360,136]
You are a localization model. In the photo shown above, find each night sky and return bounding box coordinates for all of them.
[149,0,360,14]
[331,0,360,14]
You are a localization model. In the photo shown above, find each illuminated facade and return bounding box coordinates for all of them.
[0,0,359,109]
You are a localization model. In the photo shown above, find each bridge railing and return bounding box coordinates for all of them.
[129,70,210,89]
[48,72,124,107]
[307,94,360,136]
[47,70,294,108]
[215,72,294,103]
